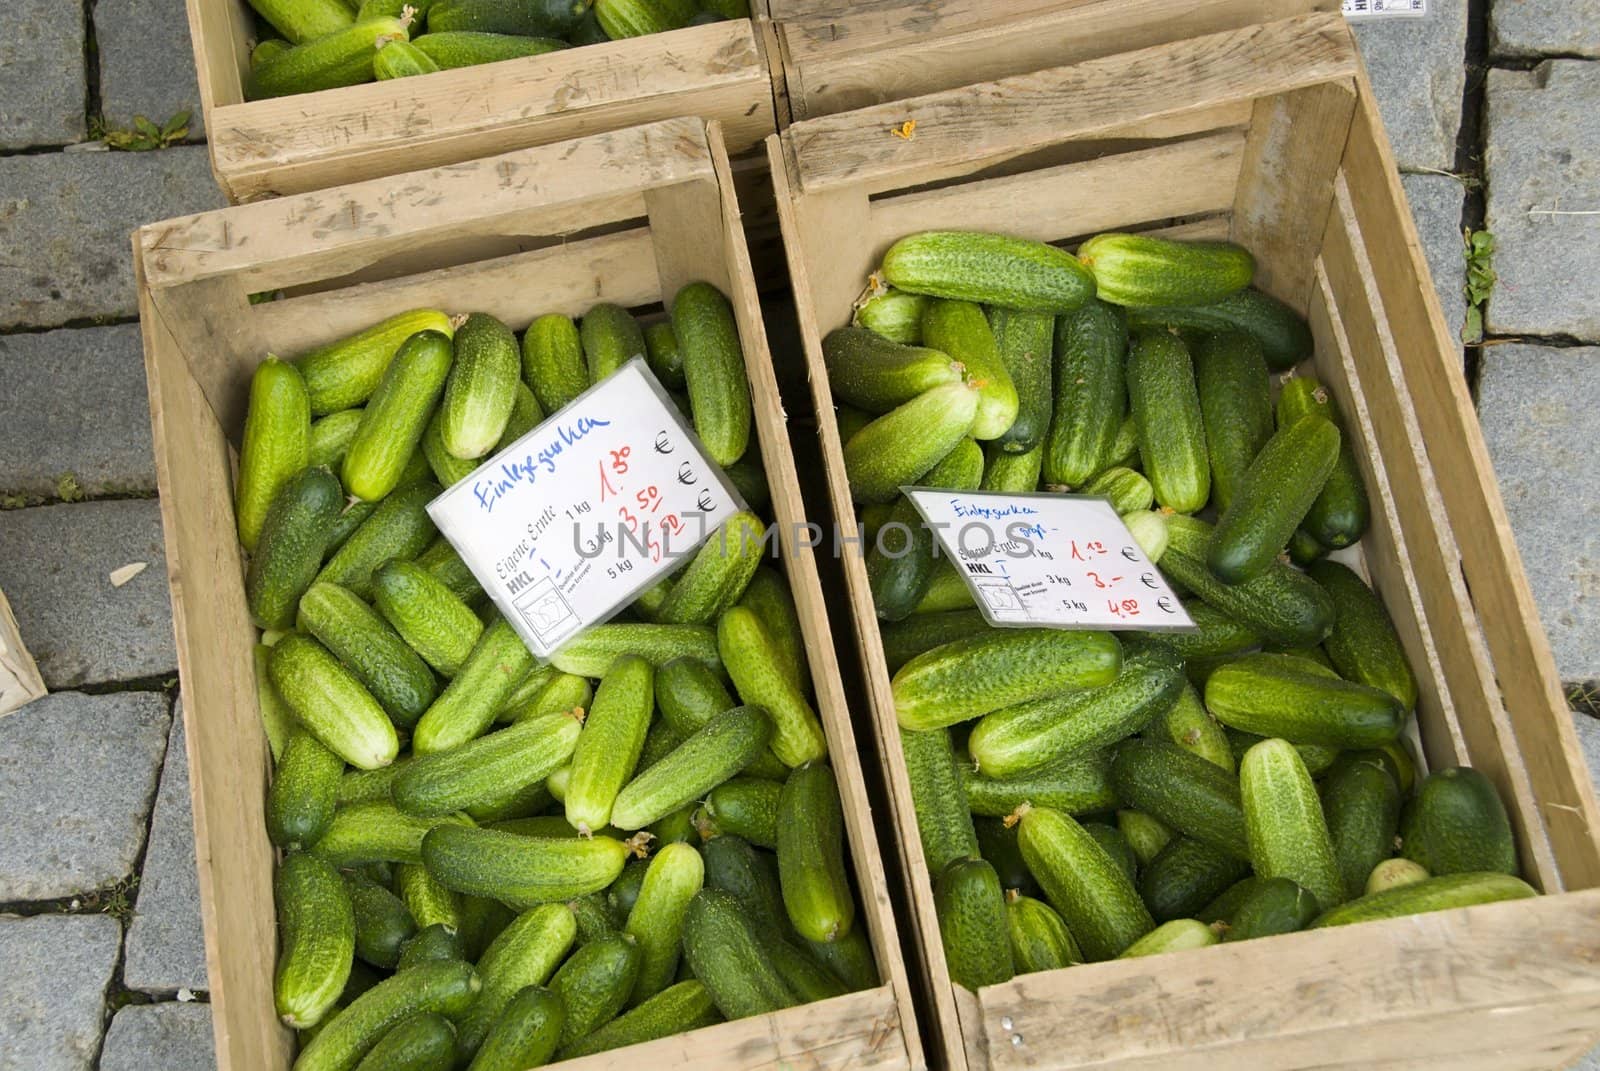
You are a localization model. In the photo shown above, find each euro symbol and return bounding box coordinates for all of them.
[1157,596,1175,613]
[1121,546,1140,561]
[1140,573,1158,589]
[677,462,696,485]
[654,431,673,454]
[698,489,716,511]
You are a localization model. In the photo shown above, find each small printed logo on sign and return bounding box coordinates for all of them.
[1342,0,1426,17]
[427,359,743,659]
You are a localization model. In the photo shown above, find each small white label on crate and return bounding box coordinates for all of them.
[901,490,1194,632]
[427,359,743,659]
[1343,0,1426,18]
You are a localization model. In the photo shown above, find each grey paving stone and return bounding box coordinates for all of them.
[1399,172,1468,343]
[0,500,176,688]
[0,914,120,1071]
[100,1003,215,1071]
[0,2,87,149]
[1484,62,1600,340]
[0,325,156,498]
[1572,712,1600,794]
[94,0,206,138]
[1491,0,1600,60]
[125,700,209,994]
[1353,0,1468,171]
[0,691,169,901]
[0,147,225,329]
[1477,344,1600,683]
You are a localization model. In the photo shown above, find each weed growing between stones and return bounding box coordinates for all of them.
[1462,227,1497,343]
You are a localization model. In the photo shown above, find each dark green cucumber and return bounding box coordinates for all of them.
[976,816,1038,897]
[867,437,983,621]
[345,871,416,969]
[675,282,751,467]
[1077,233,1254,307]
[822,326,964,413]
[881,610,987,673]
[1161,514,1334,648]
[606,859,649,922]
[1221,877,1320,942]
[565,655,654,832]
[316,480,440,599]
[982,442,1044,492]
[1310,872,1536,928]
[312,802,467,868]
[1110,737,1249,859]
[1083,466,1153,514]
[1126,328,1209,511]
[881,230,1095,313]
[1240,738,1344,909]
[246,466,343,630]
[372,559,483,678]
[1309,560,1418,711]
[1117,809,1173,867]
[1042,299,1127,488]
[237,356,312,553]
[246,16,409,98]
[1207,414,1340,583]
[610,706,772,830]
[440,313,519,460]
[843,380,981,504]
[275,852,356,1029]
[422,825,636,906]
[494,381,543,451]
[395,922,463,971]
[557,980,719,1060]
[1278,378,1371,549]
[268,634,399,770]
[520,312,589,413]
[968,640,1184,777]
[1015,804,1154,961]
[643,321,684,390]
[804,928,877,993]
[988,307,1054,453]
[580,302,646,385]
[777,763,855,943]
[352,1012,455,1071]
[300,581,439,729]
[550,622,719,677]
[963,749,1118,818]
[1225,728,1340,778]
[393,711,582,817]
[855,287,928,344]
[428,0,589,36]
[902,726,980,874]
[458,893,516,960]
[762,936,848,1003]
[466,986,563,1071]
[298,310,455,416]
[412,617,535,754]
[655,655,735,735]
[550,933,641,1046]
[567,892,620,945]
[1204,653,1404,749]
[1138,835,1250,922]
[1138,602,1260,663]
[1085,822,1138,886]
[268,728,345,850]
[295,961,480,1071]
[936,858,1014,989]
[1149,683,1234,772]
[718,607,827,767]
[412,30,567,68]
[1126,288,1312,371]
[1005,890,1081,972]
[1194,331,1274,512]
[892,628,1122,731]
[455,902,577,1057]
[1401,767,1518,876]
[722,448,771,516]
[682,889,798,1019]
[922,299,1017,441]
[342,329,452,502]
[704,778,781,849]
[656,510,767,625]
[701,835,789,936]
[1322,751,1402,901]
[1197,876,1263,925]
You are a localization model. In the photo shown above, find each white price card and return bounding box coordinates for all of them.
[903,489,1194,632]
[427,359,743,659]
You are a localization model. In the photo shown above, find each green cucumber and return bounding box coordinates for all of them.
[968,640,1184,777]
[580,303,646,385]
[922,299,1017,441]
[395,865,461,933]
[1083,466,1153,514]
[594,0,690,36]
[268,634,399,770]
[237,356,312,553]
[1207,414,1340,583]
[1117,918,1219,957]
[394,711,581,817]
[550,933,641,1045]
[374,36,441,77]
[935,858,1014,989]
[643,321,684,390]
[1221,877,1319,942]
[248,0,353,43]
[372,559,483,678]
[567,892,620,945]
[313,802,467,868]
[963,749,1117,817]
[299,581,439,729]
[1126,288,1311,371]
[1204,653,1404,748]
[704,778,781,848]
[855,287,928,344]
[777,762,856,943]
[804,928,877,993]
[822,326,964,414]
[1311,872,1536,928]
[309,409,365,471]
[914,561,975,613]
[412,617,535,754]
[1123,509,1170,562]
[881,610,987,673]
[1225,728,1340,777]
[316,480,440,599]
[718,607,827,767]
[565,655,654,832]
[655,655,735,735]
[326,499,378,555]
[493,381,543,450]
[268,729,345,850]
[1401,767,1518,876]
[458,893,517,959]
[1194,331,1273,512]
[465,986,563,1071]
[246,467,343,630]
[251,37,292,67]
[1197,876,1263,925]
[295,961,480,1071]
[881,231,1095,313]
[1042,299,1127,487]
[737,567,808,694]
[422,825,635,906]
[1288,529,1328,566]
[440,313,519,460]
[557,980,719,1060]
[892,628,1122,731]
[1278,378,1370,548]
[1138,602,1259,663]
[1148,683,1233,772]
[611,707,770,830]
[1078,234,1253,307]
[1240,738,1344,908]
[1110,737,1248,859]
[549,622,719,677]
[701,833,789,937]
[353,1012,455,1071]
[982,441,1044,492]
[1085,822,1138,886]
[345,870,416,969]
[520,313,588,414]
[1367,858,1430,895]
[675,282,751,467]
[1321,752,1402,901]
[1014,804,1154,961]
[455,902,577,1057]
[1005,890,1081,972]
[1161,514,1334,648]
[988,308,1054,452]
[842,380,980,504]
[1126,328,1209,512]
[836,405,874,445]
[1310,560,1418,711]
[657,510,766,625]
[682,889,797,1019]
[246,17,409,98]
[902,726,980,874]
[429,0,588,35]
[722,449,770,515]
[624,842,704,1003]
[503,671,590,724]
[1118,809,1173,866]
[274,852,355,1028]
[412,30,567,68]
[297,310,455,416]
[1100,412,1140,474]
[421,409,477,487]
[867,437,983,621]
[1138,836,1249,922]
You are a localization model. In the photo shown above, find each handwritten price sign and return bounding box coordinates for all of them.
[428,359,742,658]
[902,490,1194,633]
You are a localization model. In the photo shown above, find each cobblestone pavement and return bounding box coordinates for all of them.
[0,3,1596,1067]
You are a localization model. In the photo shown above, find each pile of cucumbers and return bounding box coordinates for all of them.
[244,0,750,100]
[240,286,877,1070]
[829,229,1537,986]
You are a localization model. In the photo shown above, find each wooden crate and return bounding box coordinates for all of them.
[134,116,921,1071]
[187,0,781,202]
[769,13,1600,1070]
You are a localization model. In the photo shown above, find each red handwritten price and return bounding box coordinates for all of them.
[1106,598,1141,618]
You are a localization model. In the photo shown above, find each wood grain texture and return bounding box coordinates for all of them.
[783,13,1357,194]
[185,0,250,114]
[1340,68,1600,892]
[0,587,46,717]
